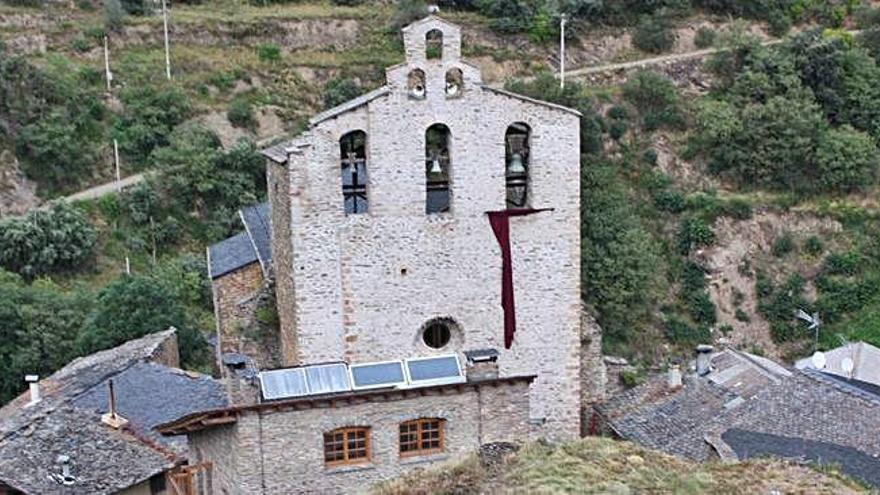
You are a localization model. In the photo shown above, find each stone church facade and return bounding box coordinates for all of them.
[211,16,582,440]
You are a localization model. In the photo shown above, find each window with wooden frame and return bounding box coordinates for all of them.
[399,418,445,457]
[323,427,371,467]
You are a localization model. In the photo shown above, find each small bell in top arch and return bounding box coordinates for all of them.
[507,153,526,175]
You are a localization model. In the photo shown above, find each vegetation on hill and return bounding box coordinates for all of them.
[1,0,880,400]
[376,437,868,494]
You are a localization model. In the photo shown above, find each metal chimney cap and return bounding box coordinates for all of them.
[696,345,714,354]
[25,375,39,383]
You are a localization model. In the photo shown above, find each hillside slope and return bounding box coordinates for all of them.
[377,437,870,494]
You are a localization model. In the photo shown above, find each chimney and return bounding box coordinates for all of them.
[667,363,682,389]
[696,345,714,376]
[464,349,499,381]
[55,455,76,486]
[101,380,129,429]
[25,375,40,405]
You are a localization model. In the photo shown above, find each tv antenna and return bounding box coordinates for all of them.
[795,308,821,349]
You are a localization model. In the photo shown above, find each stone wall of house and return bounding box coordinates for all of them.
[267,160,298,365]
[211,263,281,375]
[270,18,581,440]
[188,379,532,495]
[151,332,180,370]
[189,423,241,495]
[579,306,606,433]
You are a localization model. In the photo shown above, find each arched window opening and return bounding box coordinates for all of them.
[340,131,368,214]
[399,418,445,457]
[408,69,426,99]
[324,427,371,466]
[445,68,463,98]
[426,29,443,60]
[505,123,530,209]
[425,124,451,214]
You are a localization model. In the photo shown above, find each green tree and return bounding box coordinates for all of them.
[622,71,684,131]
[0,202,98,278]
[0,273,93,403]
[323,78,363,109]
[816,126,879,192]
[114,84,192,168]
[632,11,677,54]
[581,162,661,347]
[77,274,209,369]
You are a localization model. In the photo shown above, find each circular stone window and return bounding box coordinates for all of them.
[422,321,452,349]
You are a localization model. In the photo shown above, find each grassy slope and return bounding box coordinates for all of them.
[377,437,870,494]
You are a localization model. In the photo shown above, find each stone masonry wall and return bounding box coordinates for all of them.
[267,160,298,365]
[272,17,581,440]
[211,263,279,375]
[189,380,532,495]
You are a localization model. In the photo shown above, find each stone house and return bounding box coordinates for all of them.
[210,15,583,441]
[0,330,228,495]
[595,346,880,488]
[159,369,533,494]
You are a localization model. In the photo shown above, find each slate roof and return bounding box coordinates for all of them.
[72,361,228,448]
[707,370,880,488]
[207,231,258,279]
[240,202,272,271]
[595,348,790,461]
[0,330,228,494]
[722,428,880,488]
[796,341,880,387]
[208,202,273,280]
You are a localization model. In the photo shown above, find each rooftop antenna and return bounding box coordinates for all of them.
[811,350,826,370]
[795,308,821,349]
[101,379,129,429]
[427,4,439,14]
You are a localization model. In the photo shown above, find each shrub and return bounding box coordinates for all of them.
[323,78,362,109]
[677,217,715,253]
[114,84,192,168]
[104,0,126,31]
[815,126,879,192]
[620,368,645,388]
[0,203,97,278]
[771,232,795,257]
[804,235,824,255]
[609,120,628,140]
[607,105,629,121]
[722,198,753,220]
[331,0,363,4]
[665,316,711,345]
[391,0,427,29]
[622,71,684,131]
[227,98,256,129]
[767,9,792,37]
[687,291,717,326]
[632,12,677,54]
[824,251,862,276]
[654,190,686,213]
[735,308,751,322]
[257,43,281,63]
[694,26,716,48]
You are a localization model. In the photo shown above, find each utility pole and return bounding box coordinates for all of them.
[113,139,121,190]
[162,0,172,80]
[103,35,113,91]
[559,14,567,89]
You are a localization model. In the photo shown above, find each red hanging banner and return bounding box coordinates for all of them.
[487,208,553,348]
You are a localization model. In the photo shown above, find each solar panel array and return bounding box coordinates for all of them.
[259,354,466,401]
